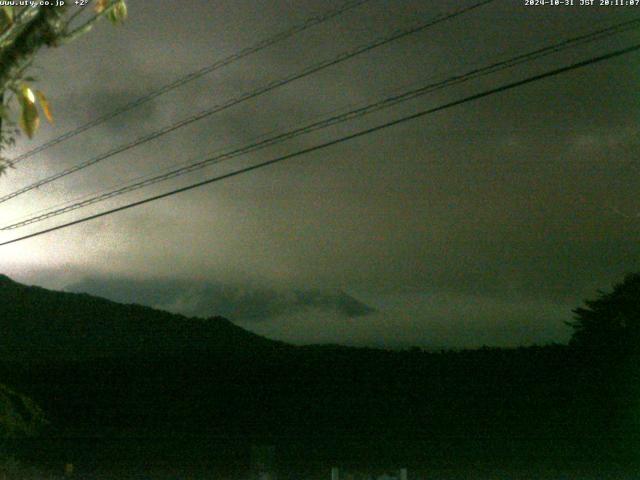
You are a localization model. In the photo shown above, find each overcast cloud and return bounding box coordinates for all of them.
[1,0,638,348]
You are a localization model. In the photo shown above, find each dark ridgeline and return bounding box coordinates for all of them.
[0,273,280,360]
[0,273,637,476]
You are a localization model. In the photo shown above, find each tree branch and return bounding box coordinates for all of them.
[60,0,122,43]
[0,6,40,46]
[0,6,69,92]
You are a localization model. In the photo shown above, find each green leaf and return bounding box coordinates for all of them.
[19,102,39,139]
[19,85,35,105]
[18,86,39,139]
[107,0,127,24]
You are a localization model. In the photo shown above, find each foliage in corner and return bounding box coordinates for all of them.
[0,0,127,175]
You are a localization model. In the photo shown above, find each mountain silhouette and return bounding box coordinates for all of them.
[0,273,635,473]
[0,274,282,361]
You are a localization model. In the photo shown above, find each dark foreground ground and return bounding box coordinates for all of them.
[3,345,639,479]
[6,433,640,479]
[2,276,638,478]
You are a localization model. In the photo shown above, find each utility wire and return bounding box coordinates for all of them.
[2,42,638,247]
[9,0,372,165]
[3,17,639,230]
[2,99,363,224]
[0,0,495,205]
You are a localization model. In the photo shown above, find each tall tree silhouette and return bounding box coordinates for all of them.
[568,273,640,352]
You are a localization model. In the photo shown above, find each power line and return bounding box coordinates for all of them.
[0,0,495,205]
[1,99,368,225]
[4,17,639,230]
[9,0,372,165]
[2,42,638,247]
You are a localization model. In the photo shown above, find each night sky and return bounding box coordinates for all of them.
[1,0,639,348]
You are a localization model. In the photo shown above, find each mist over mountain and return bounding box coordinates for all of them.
[64,276,375,322]
[7,269,574,349]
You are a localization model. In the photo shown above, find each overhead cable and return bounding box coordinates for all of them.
[4,17,639,230]
[0,0,495,205]
[2,42,638,246]
[10,0,373,165]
